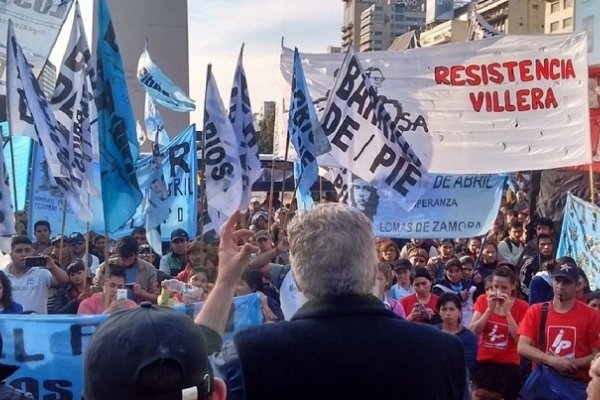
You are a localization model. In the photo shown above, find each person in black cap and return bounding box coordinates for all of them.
[68,232,99,276]
[160,228,190,277]
[0,334,33,399]
[518,256,600,383]
[84,302,226,400]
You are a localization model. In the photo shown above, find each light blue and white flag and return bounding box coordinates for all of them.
[28,125,197,241]
[95,0,142,232]
[203,67,243,227]
[0,137,15,253]
[144,92,170,147]
[229,44,261,210]
[288,48,331,212]
[137,46,195,112]
[50,1,99,202]
[557,192,600,290]
[7,21,92,221]
[142,120,184,254]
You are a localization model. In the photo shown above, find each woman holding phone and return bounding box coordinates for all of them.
[469,266,528,400]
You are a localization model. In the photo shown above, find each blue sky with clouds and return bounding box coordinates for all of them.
[188,0,342,122]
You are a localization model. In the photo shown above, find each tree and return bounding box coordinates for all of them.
[257,107,275,154]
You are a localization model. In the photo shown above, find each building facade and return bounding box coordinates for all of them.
[97,0,190,150]
[543,0,574,34]
[359,2,426,51]
[342,0,426,51]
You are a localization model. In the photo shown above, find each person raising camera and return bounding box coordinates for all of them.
[3,235,68,314]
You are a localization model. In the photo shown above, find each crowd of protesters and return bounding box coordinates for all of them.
[2,187,600,399]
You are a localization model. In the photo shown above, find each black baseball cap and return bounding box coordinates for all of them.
[84,303,213,399]
[553,257,580,283]
[68,232,84,244]
[392,259,412,272]
[170,228,189,242]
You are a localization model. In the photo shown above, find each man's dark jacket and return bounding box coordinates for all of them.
[222,294,466,400]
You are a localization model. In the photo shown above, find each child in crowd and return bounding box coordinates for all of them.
[373,262,406,318]
[470,366,505,400]
[433,258,476,327]
[158,267,210,306]
[588,290,600,313]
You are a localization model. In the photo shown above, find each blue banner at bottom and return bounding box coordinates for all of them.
[0,294,261,399]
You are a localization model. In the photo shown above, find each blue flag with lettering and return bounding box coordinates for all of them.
[557,192,600,290]
[94,0,142,233]
[288,48,331,212]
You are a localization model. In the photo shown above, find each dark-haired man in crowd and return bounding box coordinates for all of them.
[32,220,52,255]
[94,236,159,304]
[4,236,68,314]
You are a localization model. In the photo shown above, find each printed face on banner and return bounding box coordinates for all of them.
[344,173,505,239]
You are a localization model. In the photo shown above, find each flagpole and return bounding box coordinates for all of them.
[198,64,211,240]
[3,106,20,214]
[590,164,596,204]
[280,106,291,210]
[59,200,68,267]
[84,221,90,289]
[319,175,323,203]
[103,228,109,265]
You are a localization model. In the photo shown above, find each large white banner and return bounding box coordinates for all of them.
[0,0,73,101]
[276,33,592,174]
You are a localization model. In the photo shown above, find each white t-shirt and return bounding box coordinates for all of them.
[5,266,52,314]
[279,270,307,321]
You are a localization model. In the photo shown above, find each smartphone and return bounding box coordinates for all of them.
[415,303,429,320]
[116,289,128,300]
[25,256,46,268]
[125,283,135,290]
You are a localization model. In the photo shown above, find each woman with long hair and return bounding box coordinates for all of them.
[469,266,529,400]
[436,293,478,376]
[0,271,22,314]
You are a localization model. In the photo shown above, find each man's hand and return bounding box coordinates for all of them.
[547,354,577,374]
[217,211,258,287]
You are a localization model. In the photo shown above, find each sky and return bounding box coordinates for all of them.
[49,0,343,126]
[187,0,343,123]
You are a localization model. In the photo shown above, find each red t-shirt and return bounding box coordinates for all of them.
[473,295,529,364]
[518,301,600,382]
[400,293,439,323]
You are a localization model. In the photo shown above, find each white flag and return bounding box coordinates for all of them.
[7,21,92,221]
[0,138,15,253]
[467,3,503,41]
[50,2,99,200]
[320,47,430,212]
[229,45,261,211]
[144,93,170,147]
[203,67,243,225]
[137,46,195,112]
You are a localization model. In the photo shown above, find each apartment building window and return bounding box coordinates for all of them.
[550,1,560,13]
[374,31,382,36]
[563,0,573,8]
[563,17,573,28]
[550,21,559,32]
